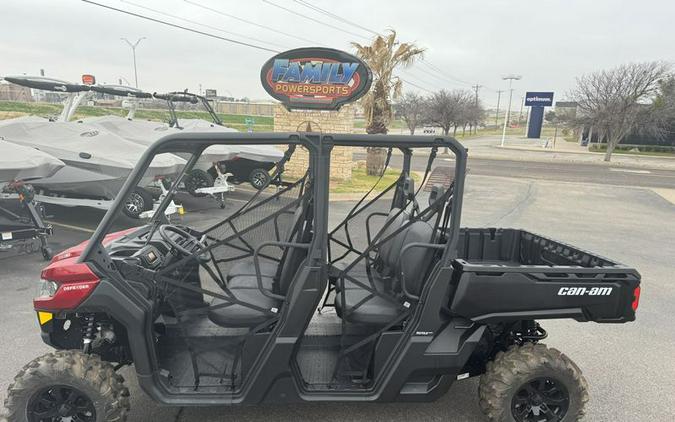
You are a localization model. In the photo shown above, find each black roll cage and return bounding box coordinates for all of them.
[80,132,467,276]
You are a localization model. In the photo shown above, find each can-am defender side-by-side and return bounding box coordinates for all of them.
[4,133,641,422]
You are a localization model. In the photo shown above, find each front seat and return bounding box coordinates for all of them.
[226,205,306,281]
[207,207,311,328]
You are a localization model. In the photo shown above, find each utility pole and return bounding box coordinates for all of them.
[500,74,522,147]
[471,84,482,106]
[495,90,503,127]
[121,37,146,88]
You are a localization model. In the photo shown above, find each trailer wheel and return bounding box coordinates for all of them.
[123,187,153,219]
[478,343,588,422]
[249,168,270,190]
[184,169,214,197]
[4,350,130,422]
[41,247,53,261]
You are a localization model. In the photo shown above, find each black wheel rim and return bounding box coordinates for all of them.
[251,170,268,189]
[125,192,143,215]
[27,384,96,422]
[511,377,570,422]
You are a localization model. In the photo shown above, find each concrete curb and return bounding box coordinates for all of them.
[466,146,675,170]
[497,144,675,160]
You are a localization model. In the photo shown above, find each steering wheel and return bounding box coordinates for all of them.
[158,224,207,256]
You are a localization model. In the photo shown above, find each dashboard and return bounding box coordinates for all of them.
[106,225,195,270]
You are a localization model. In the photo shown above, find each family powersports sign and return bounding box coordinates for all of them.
[260,47,372,110]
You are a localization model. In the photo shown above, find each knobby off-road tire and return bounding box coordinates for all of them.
[478,343,589,422]
[3,350,130,422]
[184,168,214,197]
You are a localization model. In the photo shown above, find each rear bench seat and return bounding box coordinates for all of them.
[330,207,409,294]
[334,218,436,326]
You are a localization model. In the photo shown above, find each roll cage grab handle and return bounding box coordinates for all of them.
[79,133,468,269]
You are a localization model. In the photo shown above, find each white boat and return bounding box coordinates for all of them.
[0,139,64,183]
[0,120,185,199]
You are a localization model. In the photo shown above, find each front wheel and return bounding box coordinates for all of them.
[3,350,130,422]
[478,343,589,422]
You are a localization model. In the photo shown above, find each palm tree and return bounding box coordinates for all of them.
[353,30,425,175]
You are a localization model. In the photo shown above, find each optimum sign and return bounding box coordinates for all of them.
[260,47,372,110]
[525,92,554,107]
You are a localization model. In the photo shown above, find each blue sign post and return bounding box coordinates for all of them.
[525,92,554,139]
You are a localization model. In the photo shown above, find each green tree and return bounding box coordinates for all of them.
[353,30,425,174]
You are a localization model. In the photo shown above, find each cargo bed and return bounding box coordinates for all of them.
[449,228,641,323]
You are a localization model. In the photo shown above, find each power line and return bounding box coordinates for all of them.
[420,60,473,86]
[400,70,445,91]
[421,59,500,93]
[184,0,314,45]
[261,0,369,41]
[259,2,439,95]
[293,0,380,36]
[414,64,473,88]
[81,0,280,53]
[399,78,434,94]
[284,1,498,95]
[120,0,289,50]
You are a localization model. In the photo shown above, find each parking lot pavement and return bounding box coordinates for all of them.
[2,173,675,420]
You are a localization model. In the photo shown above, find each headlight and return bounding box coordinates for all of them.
[36,280,59,298]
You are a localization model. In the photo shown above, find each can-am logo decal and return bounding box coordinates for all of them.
[558,287,613,296]
[260,47,372,110]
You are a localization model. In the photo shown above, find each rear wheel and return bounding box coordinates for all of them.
[123,187,153,219]
[478,343,588,422]
[4,350,130,422]
[249,168,270,190]
[184,169,214,197]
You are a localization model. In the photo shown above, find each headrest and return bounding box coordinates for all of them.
[402,176,415,197]
[429,184,444,207]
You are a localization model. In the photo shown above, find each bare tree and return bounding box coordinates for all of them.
[395,92,427,135]
[426,89,472,136]
[571,61,671,161]
[462,101,486,135]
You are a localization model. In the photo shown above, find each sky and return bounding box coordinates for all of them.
[1,0,673,108]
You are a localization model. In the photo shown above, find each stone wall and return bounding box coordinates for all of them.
[273,104,354,180]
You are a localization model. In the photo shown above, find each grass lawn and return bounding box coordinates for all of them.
[0,101,274,132]
[588,144,675,157]
[331,167,420,194]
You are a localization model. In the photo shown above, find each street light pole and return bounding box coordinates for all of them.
[500,74,522,147]
[121,37,146,88]
[495,90,503,127]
